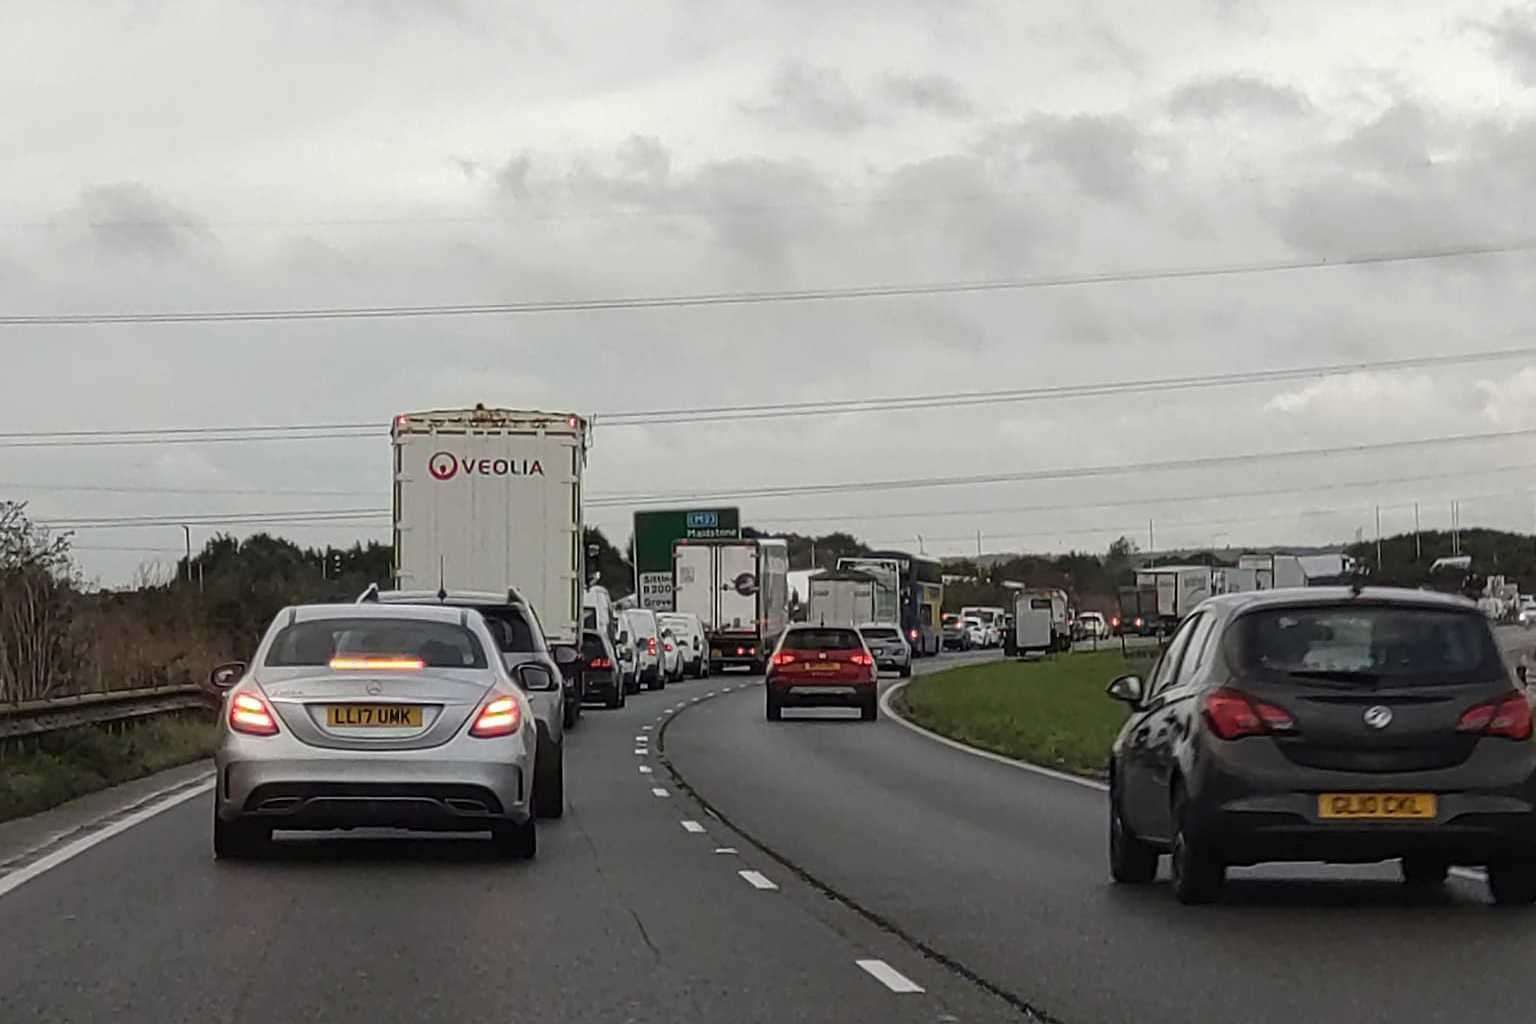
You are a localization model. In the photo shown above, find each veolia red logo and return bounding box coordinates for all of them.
[427,451,545,482]
[428,452,459,481]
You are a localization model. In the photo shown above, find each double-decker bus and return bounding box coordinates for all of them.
[837,550,944,656]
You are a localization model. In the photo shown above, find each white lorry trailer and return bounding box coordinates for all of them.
[391,406,589,647]
[1135,566,1213,632]
[806,570,878,629]
[673,538,790,673]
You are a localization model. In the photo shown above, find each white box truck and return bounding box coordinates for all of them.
[674,538,789,673]
[1014,588,1069,656]
[391,406,589,647]
[1135,566,1212,632]
[806,570,878,629]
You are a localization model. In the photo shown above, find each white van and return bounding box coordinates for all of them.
[620,608,664,691]
[657,612,708,678]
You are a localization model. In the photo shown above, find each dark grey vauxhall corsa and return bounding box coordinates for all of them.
[1106,587,1536,905]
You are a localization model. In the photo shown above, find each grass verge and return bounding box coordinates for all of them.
[0,714,217,824]
[896,652,1136,777]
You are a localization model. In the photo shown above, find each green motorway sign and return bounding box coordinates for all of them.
[633,507,741,610]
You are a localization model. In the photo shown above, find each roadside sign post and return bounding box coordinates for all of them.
[633,508,741,612]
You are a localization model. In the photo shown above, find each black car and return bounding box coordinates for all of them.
[581,628,625,709]
[1106,587,1536,905]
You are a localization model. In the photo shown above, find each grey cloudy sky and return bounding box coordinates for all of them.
[3,0,1536,584]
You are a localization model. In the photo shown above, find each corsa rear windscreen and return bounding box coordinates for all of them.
[784,628,864,651]
[1231,605,1503,684]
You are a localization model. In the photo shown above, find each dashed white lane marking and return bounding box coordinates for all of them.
[651,787,671,798]
[634,735,649,743]
[633,749,648,756]
[0,778,214,901]
[707,691,717,697]
[856,960,925,994]
[739,870,778,890]
[641,725,653,731]
[681,820,706,834]
[715,847,738,855]
[638,765,653,774]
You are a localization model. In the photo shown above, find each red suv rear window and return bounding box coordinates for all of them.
[783,628,863,650]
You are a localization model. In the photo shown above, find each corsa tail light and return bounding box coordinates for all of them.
[1458,692,1533,740]
[1203,687,1295,741]
[229,691,279,736]
[470,693,523,738]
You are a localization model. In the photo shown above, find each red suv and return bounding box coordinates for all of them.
[766,626,878,722]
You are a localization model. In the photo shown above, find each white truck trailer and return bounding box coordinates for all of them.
[673,538,790,673]
[1135,566,1213,632]
[391,405,589,647]
[806,570,879,629]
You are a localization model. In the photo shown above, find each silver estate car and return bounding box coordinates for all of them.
[210,603,543,860]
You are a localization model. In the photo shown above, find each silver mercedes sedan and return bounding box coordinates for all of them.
[209,603,542,860]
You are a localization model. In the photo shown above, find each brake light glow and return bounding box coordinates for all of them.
[647,638,658,656]
[470,694,522,738]
[1458,692,1533,740]
[849,653,874,667]
[329,657,425,671]
[1111,617,1121,628]
[1203,687,1293,740]
[664,642,674,653]
[1134,617,1143,628]
[772,652,796,667]
[589,657,612,670]
[909,629,919,640]
[229,691,279,736]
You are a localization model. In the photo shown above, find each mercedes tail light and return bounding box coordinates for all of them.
[1458,692,1533,740]
[470,693,523,738]
[1203,687,1294,740]
[229,691,279,736]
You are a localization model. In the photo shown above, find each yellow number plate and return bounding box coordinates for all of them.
[1317,793,1436,820]
[326,705,423,728]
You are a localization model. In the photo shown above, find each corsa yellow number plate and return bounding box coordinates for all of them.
[1317,793,1436,820]
[326,705,423,728]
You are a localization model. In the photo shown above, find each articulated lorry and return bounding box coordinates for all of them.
[673,538,790,673]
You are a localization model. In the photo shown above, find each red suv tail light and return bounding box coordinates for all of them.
[229,691,279,736]
[470,693,522,738]
[1203,687,1295,740]
[771,652,796,667]
[1458,692,1533,740]
[849,652,874,667]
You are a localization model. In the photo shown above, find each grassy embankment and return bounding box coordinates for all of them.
[897,651,1144,777]
[0,716,217,824]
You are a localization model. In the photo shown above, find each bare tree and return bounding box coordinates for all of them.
[0,501,78,704]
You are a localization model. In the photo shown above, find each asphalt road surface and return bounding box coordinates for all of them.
[664,641,1536,1024]
[0,664,1020,1024]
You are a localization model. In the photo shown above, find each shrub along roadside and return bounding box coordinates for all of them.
[0,715,217,825]
[895,652,1135,777]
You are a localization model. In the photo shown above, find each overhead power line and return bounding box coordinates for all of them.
[33,425,1536,530]
[6,342,1536,450]
[3,238,1534,327]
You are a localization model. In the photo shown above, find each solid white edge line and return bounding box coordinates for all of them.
[856,959,925,994]
[0,778,214,901]
[652,787,671,797]
[681,820,706,833]
[881,680,1108,792]
[738,869,778,890]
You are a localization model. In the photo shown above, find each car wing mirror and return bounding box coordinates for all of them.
[553,646,580,667]
[517,664,560,692]
[209,661,247,691]
[1106,674,1145,705]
